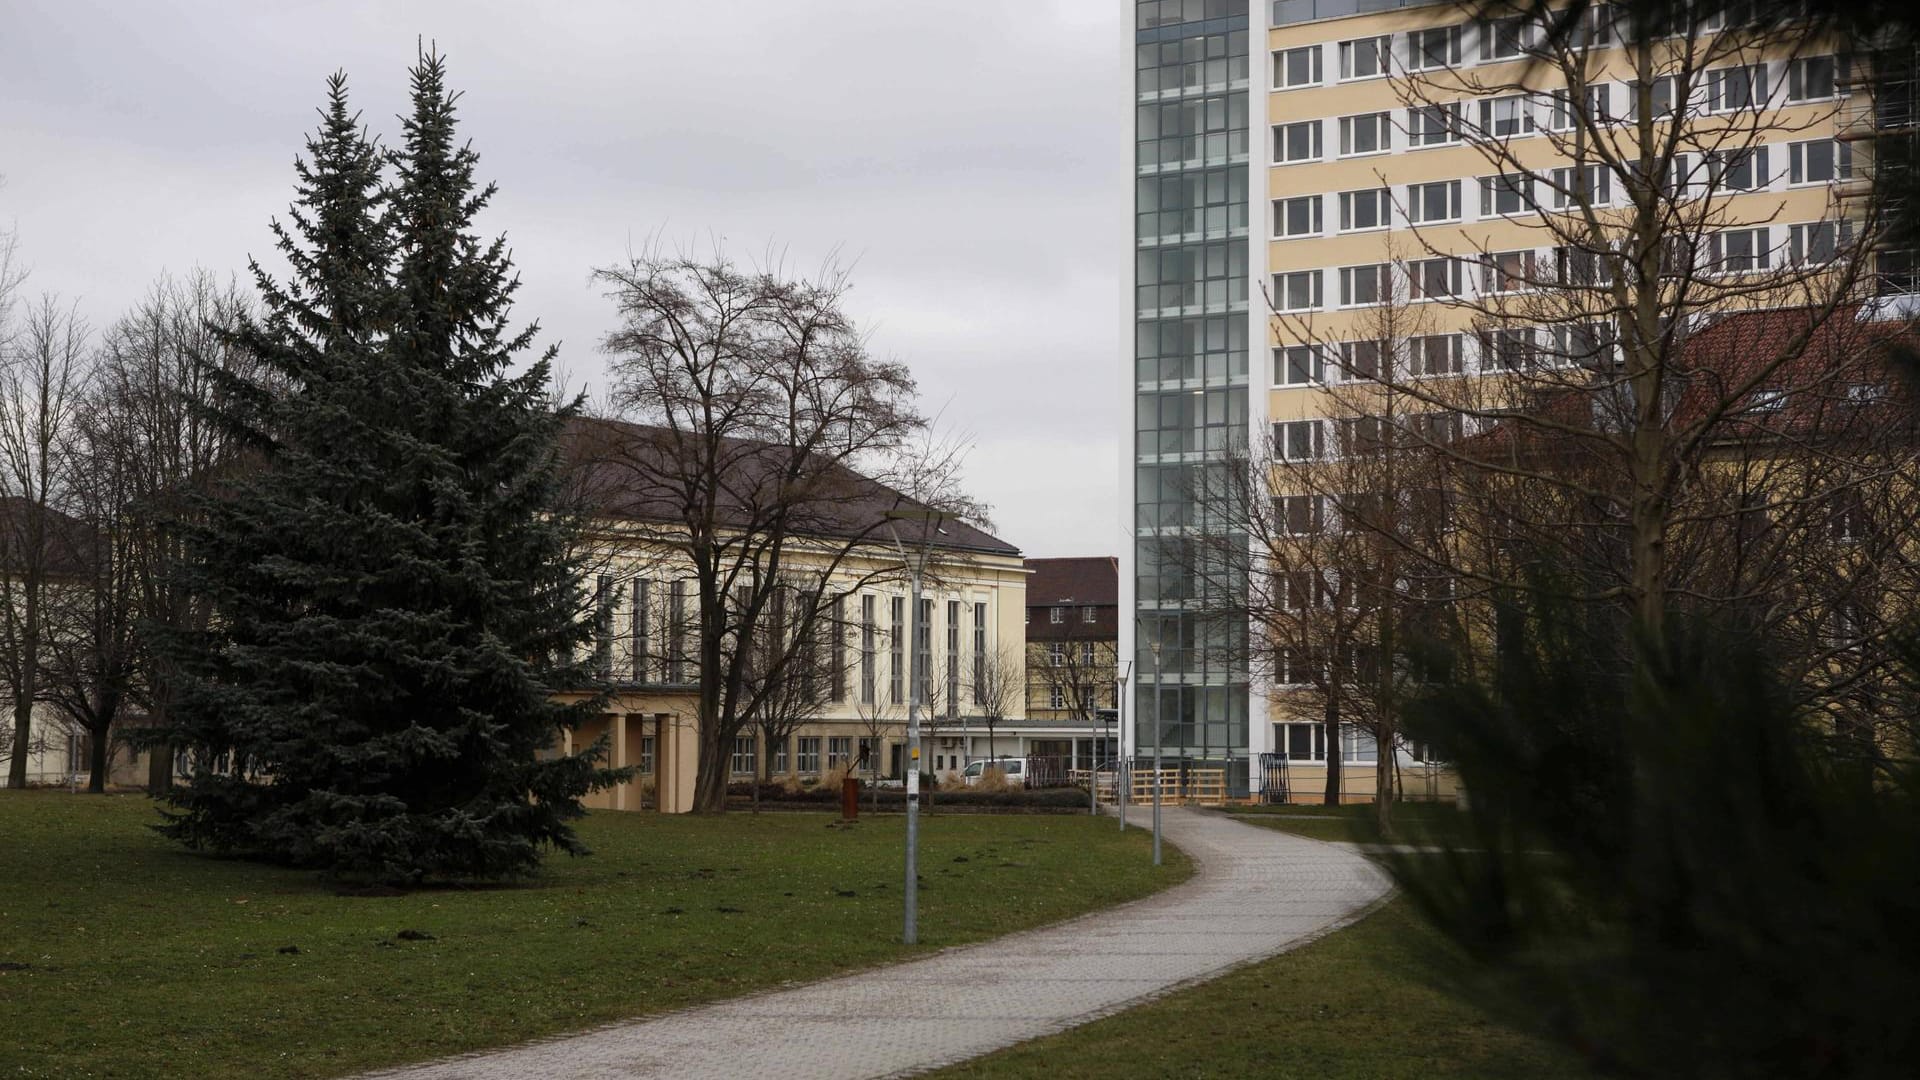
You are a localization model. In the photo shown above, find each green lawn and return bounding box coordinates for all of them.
[1224,801,1475,845]
[0,791,1188,1079]
[928,899,1589,1080]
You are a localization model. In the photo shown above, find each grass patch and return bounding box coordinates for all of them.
[927,898,1589,1080]
[0,791,1187,1078]
[1224,801,1474,845]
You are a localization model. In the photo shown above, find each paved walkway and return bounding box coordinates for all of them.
[368,808,1392,1080]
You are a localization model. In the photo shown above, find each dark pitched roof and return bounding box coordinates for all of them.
[1024,556,1118,608]
[559,415,1020,558]
[0,498,95,579]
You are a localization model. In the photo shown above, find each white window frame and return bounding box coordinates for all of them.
[1479,172,1535,216]
[1481,249,1536,295]
[1274,344,1324,386]
[1407,25,1463,73]
[1408,257,1463,301]
[1709,227,1772,274]
[1338,188,1392,232]
[1273,270,1324,312]
[1338,112,1392,157]
[1338,264,1390,308]
[1275,419,1324,462]
[1406,103,1464,148]
[1787,55,1839,103]
[1411,334,1465,377]
[1478,16,1531,62]
[1550,164,1612,209]
[1788,140,1851,185]
[1274,120,1323,165]
[1707,64,1769,113]
[1274,45,1324,90]
[1480,94,1536,137]
[1274,195,1324,238]
[1789,221,1849,265]
[1338,35,1391,81]
[1407,179,1463,225]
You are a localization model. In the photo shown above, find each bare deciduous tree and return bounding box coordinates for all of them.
[0,295,85,788]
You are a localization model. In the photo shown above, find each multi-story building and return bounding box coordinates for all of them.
[1129,0,1871,799]
[554,417,1028,813]
[1020,556,1122,764]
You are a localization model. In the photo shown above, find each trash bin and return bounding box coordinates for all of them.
[841,776,860,821]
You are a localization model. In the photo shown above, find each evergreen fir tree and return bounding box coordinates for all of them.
[152,59,614,882]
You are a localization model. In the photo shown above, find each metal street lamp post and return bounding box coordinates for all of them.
[1115,659,1133,832]
[886,508,946,946]
[1151,641,1163,867]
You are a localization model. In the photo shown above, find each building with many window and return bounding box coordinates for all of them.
[1130,0,1879,800]
[1017,556,1122,768]
[552,418,1028,812]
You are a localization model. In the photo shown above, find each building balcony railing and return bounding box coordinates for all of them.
[1271,0,1428,30]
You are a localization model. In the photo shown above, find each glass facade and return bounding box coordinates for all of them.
[1133,0,1251,788]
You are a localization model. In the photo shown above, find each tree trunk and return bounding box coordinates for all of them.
[7,694,31,789]
[1374,728,1394,840]
[1322,695,1342,806]
[87,723,111,794]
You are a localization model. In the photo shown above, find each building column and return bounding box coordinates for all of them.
[612,712,627,811]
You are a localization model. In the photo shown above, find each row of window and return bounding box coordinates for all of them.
[1273,84,1844,168]
[1276,145,1846,241]
[1269,222,1848,314]
[1273,12,1834,90]
[730,734,878,777]
[1271,410,1467,464]
[585,580,993,711]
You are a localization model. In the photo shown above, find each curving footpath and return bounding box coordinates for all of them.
[366,807,1392,1080]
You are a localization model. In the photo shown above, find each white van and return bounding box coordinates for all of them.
[960,758,1025,787]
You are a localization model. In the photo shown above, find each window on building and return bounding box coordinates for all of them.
[1081,605,1097,624]
[1482,328,1537,370]
[1482,249,1535,294]
[1788,55,1838,102]
[831,594,847,701]
[731,735,757,776]
[1708,146,1769,192]
[1276,494,1325,535]
[857,736,879,771]
[1338,338,1385,382]
[889,596,905,704]
[1411,410,1466,443]
[1050,685,1066,709]
[1408,25,1462,71]
[916,597,935,711]
[827,737,853,770]
[1338,112,1390,156]
[861,595,877,704]
[639,734,657,774]
[1480,16,1530,61]
[1339,263,1390,306]
[1708,64,1768,112]
[1790,221,1849,265]
[593,574,614,679]
[1275,646,1316,686]
[1274,194,1323,238]
[1278,721,1327,761]
[1081,641,1097,665]
[667,579,688,683]
[1407,180,1463,224]
[1274,45,1323,89]
[973,602,987,702]
[631,578,651,683]
[1341,726,1379,763]
[1409,257,1463,300]
[1049,642,1066,667]
[1480,94,1535,137]
[1273,270,1324,311]
[1407,103,1463,146]
[1710,227,1771,273]
[797,736,822,774]
[1275,344,1323,386]
[1274,419,1324,462]
[1338,35,1390,80]
[1550,165,1611,208]
[1274,120,1322,164]
[1550,322,1617,368]
[1554,245,1615,286]
[1479,172,1534,216]
[1551,85,1614,130]
[1049,606,1065,624]
[1789,140,1851,184]
[1412,334,1464,376]
[1569,3,1616,47]
[1338,188,1391,231]
[946,600,961,712]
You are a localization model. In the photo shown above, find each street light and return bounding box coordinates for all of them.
[885,506,947,947]
[1150,640,1163,867]
[1115,659,1133,832]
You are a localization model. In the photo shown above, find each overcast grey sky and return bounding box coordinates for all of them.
[0,0,1131,558]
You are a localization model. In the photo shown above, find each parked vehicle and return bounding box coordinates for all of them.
[960,758,1025,787]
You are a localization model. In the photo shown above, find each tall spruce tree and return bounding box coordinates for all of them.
[151,58,613,882]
